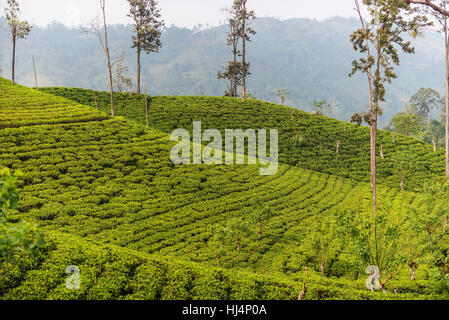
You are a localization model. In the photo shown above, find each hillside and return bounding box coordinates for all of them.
[40,87,446,191]
[0,17,446,125]
[1,78,448,299]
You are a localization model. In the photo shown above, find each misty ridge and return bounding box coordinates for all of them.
[0,15,445,126]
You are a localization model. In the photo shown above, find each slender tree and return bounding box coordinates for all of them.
[113,53,133,92]
[233,0,256,101]
[277,88,290,104]
[32,55,38,88]
[406,0,449,180]
[218,5,243,97]
[350,0,429,216]
[101,0,114,117]
[127,0,164,94]
[82,0,115,117]
[4,0,31,85]
[144,86,150,127]
[407,0,449,15]
[251,204,276,239]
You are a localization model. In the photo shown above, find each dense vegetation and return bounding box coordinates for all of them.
[0,79,448,299]
[40,87,446,191]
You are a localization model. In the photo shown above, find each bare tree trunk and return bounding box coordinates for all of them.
[216,255,220,266]
[241,0,246,101]
[372,115,378,216]
[144,86,149,127]
[355,1,377,218]
[380,276,392,293]
[32,55,38,88]
[11,34,16,85]
[400,178,405,191]
[101,0,114,117]
[433,137,437,152]
[409,263,418,280]
[232,35,238,97]
[444,10,449,180]
[93,93,99,110]
[380,144,384,159]
[298,281,307,300]
[137,45,141,94]
[336,141,341,154]
[371,42,382,221]
[320,259,325,275]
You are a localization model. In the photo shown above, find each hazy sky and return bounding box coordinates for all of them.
[0,0,359,28]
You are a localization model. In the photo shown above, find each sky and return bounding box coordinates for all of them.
[0,0,359,29]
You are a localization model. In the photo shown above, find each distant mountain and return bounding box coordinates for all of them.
[0,16,445,126]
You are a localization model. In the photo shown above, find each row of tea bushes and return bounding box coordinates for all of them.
[39,87,446,190]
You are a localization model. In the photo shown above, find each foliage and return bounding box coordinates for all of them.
[277,89,289,105]
[127,0,164,93]
[335,204,406,291]
[40,86,447,191]
[128,0,164,55]
[0,167,44,280]
[350,112,364,126]
[391,148,418,190]
[313,99,332,116]
[408,182,449,275]
[350,0,430,111]
[218,3,244,98]
[4,0,31,40]
[303,213,344,275]
[408,88,443,120]
[3,231,444,300]
[386,112,421,137]
[251,199,276,239]
[385,88,446,146]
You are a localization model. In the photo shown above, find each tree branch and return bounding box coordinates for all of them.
[406,0,449,16]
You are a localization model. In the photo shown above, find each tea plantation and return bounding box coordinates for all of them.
[1,78,448,299]
[39,87,446,190]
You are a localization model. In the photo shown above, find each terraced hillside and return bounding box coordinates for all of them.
[0,78,447,299]
[40,87,446,190]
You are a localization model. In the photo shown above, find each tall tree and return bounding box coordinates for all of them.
[4,0,31,85]
[82,0,115,117]
[408,87,442,119]
[218,5,243,97]
[350,0,429,216]
[0,168,44,278]
[406,0,449,180]
[127,0,164,94]
[233,0,256,101]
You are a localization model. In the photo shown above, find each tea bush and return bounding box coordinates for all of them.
[0,78,445,299]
